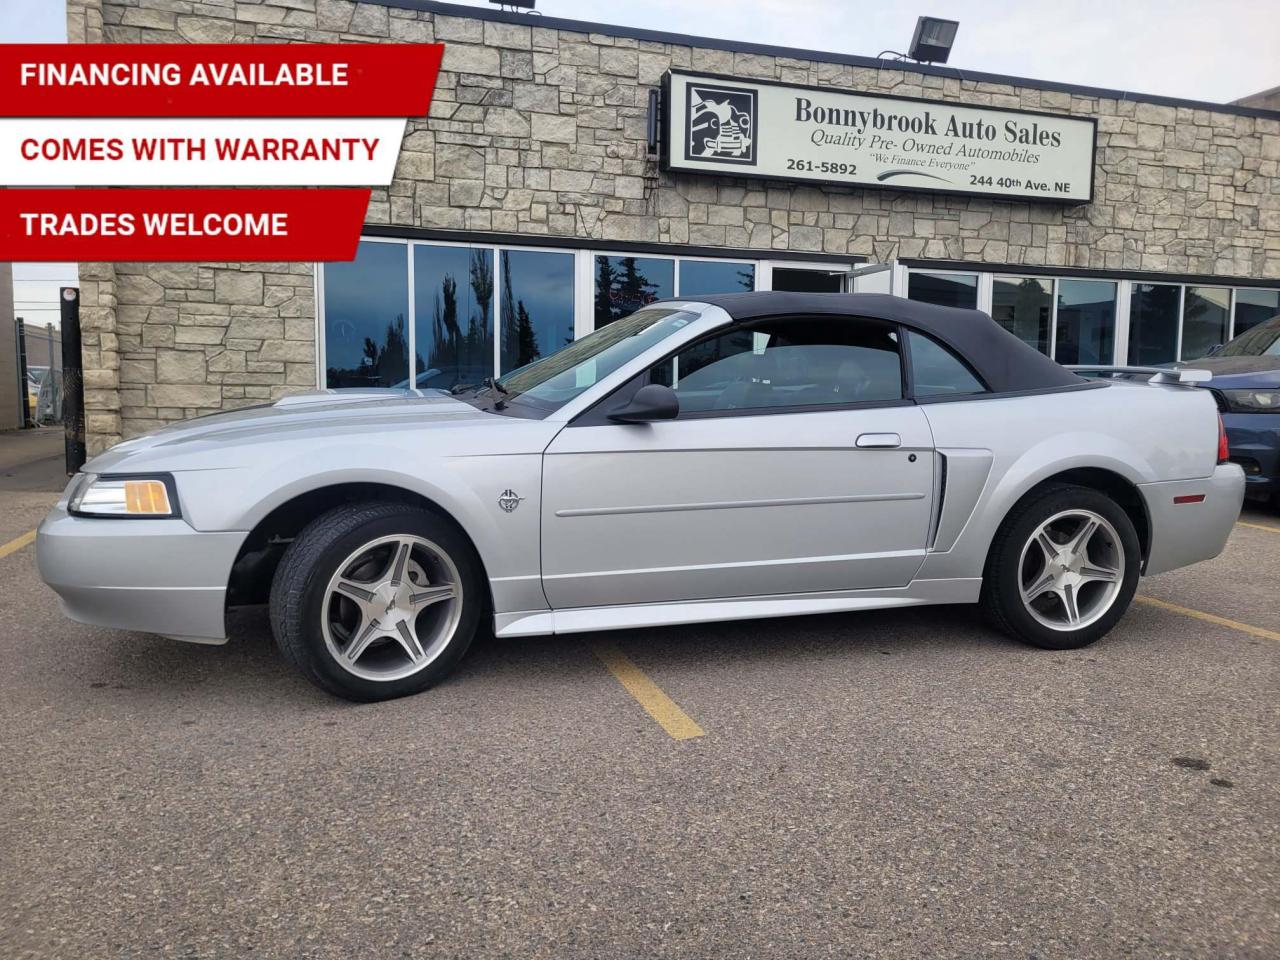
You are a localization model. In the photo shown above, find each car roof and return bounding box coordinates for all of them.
[680,292,1082,394]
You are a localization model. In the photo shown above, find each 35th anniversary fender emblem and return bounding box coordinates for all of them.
[498,489,524,513]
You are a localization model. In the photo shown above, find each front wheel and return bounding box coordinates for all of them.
[269,502,483,702]
[981,484,1141,651]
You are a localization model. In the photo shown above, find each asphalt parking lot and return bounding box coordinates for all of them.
[1,436,1277,959]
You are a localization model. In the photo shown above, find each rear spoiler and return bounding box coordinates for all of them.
[1065,365,1211,385]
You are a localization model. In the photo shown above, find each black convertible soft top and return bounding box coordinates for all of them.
[684,292,1083,394]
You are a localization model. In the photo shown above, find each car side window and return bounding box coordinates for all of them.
[646,316,904,414]
[906,330,987,397]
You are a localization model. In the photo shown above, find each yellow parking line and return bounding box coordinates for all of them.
[0,529,36,560]
[593,641,705,741]
[1236,519,1280,534]
[1135,595,1280,642]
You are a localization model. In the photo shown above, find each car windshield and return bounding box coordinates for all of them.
[491,307,700,411]
[1218,315,1280,357]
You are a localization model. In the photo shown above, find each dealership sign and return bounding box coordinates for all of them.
[661,70,1096,203]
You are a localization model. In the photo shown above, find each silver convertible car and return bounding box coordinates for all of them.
[39,293,1244,701]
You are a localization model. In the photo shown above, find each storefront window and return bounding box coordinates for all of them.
[770,267,844,292]
[413,244,494,391]
[594,256,674,327]
[1127,283,1180,365]
[1181,287,1230,360]
[1233,288,1280,337]
[323,241,409,389]
[1055,279,1116,365]
[678,260,755,297]
[907,271,978,310]
[499,250,575,374]
[992,275,1052,354]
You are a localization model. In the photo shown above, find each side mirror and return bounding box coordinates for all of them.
[607,384,679,423]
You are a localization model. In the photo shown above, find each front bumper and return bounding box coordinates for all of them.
[37,502,245,643]
[1139,464,1245,576]
[1222,412,1280,500]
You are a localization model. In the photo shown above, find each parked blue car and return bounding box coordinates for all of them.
[1189,313,1280,506]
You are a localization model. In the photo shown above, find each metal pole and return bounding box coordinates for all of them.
[15,317,30,427]
[60,287,85,474]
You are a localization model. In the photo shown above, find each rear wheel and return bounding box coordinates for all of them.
[981,484,1140,650]
[269,502,483,702]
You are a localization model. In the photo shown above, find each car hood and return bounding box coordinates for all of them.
[1183,356,1280,387]
[84,389,509,473]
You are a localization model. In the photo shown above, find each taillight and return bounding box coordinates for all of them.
[1217,413,1229,464]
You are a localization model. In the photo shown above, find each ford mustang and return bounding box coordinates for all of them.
[37,293,1245,701]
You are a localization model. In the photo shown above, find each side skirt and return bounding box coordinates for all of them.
[493,578,983,638]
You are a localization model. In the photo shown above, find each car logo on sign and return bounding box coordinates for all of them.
[498,489,523,513]
[686,81,757,166]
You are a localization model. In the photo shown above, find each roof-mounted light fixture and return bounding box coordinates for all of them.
[488,0,538,11]
[907,16,959,63]
[878,16,960,65]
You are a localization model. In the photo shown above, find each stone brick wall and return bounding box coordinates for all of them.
[112,263,315,439]
[403,8,1280,279]
[77,0,1280,450]
[77,263,122,452]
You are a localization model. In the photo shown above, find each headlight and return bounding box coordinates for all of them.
[68,473,179,518]
[1221,389,1280,413]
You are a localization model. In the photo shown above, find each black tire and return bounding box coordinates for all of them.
[269,501,484,702]
[980,483,1141,651]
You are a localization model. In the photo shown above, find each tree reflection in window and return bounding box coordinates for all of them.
[594,256,674,327]
[414,246,494,391]
[500,250,574,373]
[324,240,409,388]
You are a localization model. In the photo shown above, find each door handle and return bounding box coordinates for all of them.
[856,432,902,449]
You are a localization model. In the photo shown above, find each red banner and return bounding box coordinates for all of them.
[0,188,371,260]
[2,44,443,116]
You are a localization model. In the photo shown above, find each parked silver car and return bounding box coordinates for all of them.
[38,293,1244,701]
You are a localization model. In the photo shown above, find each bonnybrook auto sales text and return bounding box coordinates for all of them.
[795,99,1064,147]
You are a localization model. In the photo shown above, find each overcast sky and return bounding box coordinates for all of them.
[492,0,1279,104]
[3,0,1276,102]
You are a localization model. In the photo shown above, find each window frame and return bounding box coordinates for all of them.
[901,268,983,311]
[317,243,1280,390]
[317,234,412,391]
[498,246,578,374]
[572,312,915,426]
[1052,277,1119,367]
[319,235,558,390]
[899,327,990,402]
[990,273,1056,356]
[318,239,795,390]
[1180,283,1233,361]
[1232,287,1280,338]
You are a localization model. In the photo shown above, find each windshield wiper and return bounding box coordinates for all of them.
[451,378,508,411]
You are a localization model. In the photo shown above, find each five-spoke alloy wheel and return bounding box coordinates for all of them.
[321,535,463,682]
[1017,510,1124,632]
[270,502,483,702]
[982,484,1140,650]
